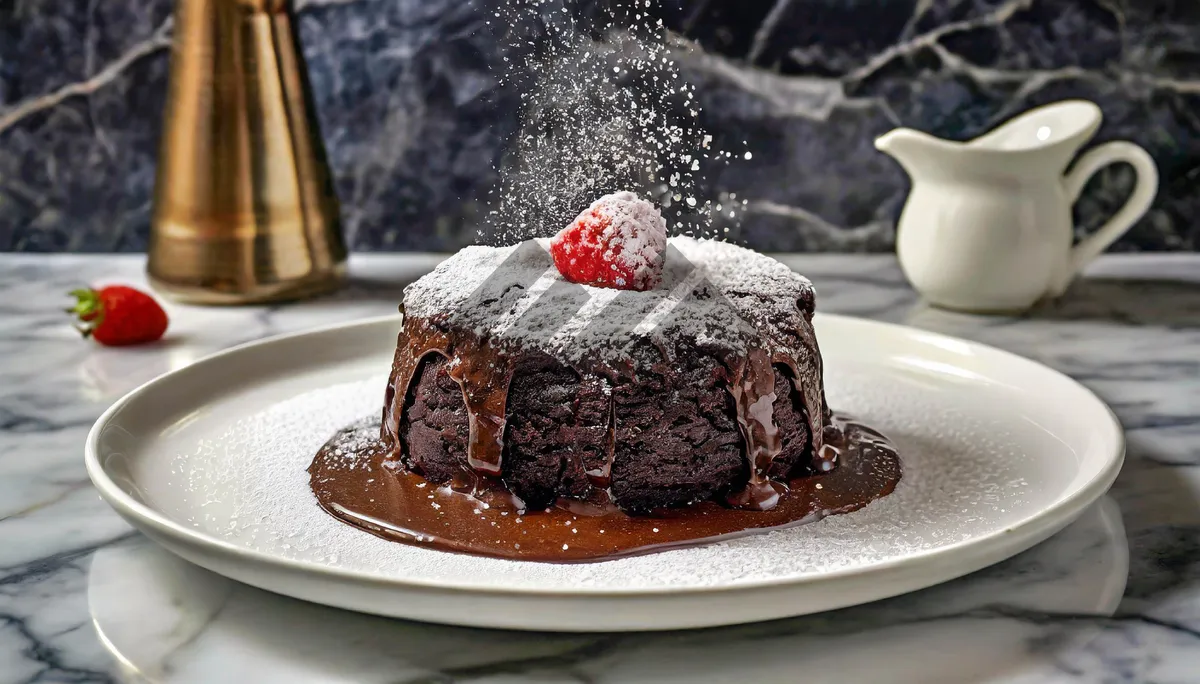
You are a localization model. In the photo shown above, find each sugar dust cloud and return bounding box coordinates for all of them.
[480,0,749,245]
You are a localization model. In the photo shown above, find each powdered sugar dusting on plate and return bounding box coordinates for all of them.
[160,367,1039,591]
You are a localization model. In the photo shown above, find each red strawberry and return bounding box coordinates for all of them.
[549,191,667,291]
[67,286,169,346]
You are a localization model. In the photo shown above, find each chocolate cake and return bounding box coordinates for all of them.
[309,192,902,561]
[380,235,830,514]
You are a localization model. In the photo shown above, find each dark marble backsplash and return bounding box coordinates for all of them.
[2,0,1198,253]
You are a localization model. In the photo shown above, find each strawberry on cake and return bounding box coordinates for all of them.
[549,191,668,291]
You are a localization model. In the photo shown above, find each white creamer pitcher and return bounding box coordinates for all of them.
[876,100,1158,312]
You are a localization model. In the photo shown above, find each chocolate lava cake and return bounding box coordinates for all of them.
[380,229,831,514]
[308,193,901,561]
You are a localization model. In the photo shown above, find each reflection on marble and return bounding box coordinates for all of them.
[85,500,1127,683]
[2,1,1199,252]
[2,253,1200,681]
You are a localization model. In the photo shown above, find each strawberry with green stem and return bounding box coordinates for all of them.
[67,286,169,346]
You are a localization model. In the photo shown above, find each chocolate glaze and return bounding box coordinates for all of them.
[310,415,901,563]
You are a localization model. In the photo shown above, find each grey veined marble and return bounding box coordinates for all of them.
[3,252,1200,680]
[2,0,1199,252]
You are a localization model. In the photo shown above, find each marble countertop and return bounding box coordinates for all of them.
[2,253,1199,683]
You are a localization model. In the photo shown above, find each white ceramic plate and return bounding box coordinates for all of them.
[85,314,1124,632]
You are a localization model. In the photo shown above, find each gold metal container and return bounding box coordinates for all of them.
[148,0,346,305]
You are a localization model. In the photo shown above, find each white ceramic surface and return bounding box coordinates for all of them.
[876,100,1159,313]
[84,313,1124,632]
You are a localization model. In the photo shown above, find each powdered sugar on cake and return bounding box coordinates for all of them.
[402,235,816,371]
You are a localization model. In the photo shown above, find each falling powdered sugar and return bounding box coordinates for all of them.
[480,0,750,243]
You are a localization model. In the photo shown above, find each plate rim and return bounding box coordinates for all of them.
[85,312,1126,599]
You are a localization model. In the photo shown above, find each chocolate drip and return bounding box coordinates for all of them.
[725,347,785,510]
[311,414,902,563]
[447,354,514,476]
[585,390,617,490]
[791,319,832,469]
[773,355,832,472]
[382,318,515,477]
[720,305,831,509]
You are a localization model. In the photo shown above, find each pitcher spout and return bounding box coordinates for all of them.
[874,128,962,178]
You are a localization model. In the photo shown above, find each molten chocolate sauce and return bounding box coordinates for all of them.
[309,414,901,563]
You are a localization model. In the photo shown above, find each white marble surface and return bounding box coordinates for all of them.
[2,253,1199,683]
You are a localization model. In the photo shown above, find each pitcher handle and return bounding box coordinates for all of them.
[1055,141,1158,295]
